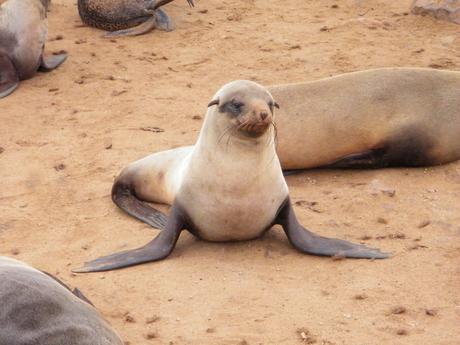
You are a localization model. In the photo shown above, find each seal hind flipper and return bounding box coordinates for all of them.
[41,271,95,306]
[0,53,19,98]
[112,179,168,230]
[72,288,95,306]
[276,198,390,259]
[103,16,157,37]
[38,52,68,72]
[324,129,435,169]
[73,203,185,273]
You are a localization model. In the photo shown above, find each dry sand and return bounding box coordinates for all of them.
[1,0,460,344]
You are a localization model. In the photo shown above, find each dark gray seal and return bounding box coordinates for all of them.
[78,0,194,37]
[0,256,123,345]
[74,80,389,273]
[0,0,67,98]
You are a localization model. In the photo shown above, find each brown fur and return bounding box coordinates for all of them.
[270,68,460,169]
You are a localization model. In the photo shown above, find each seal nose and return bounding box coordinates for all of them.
[260,111,268,120]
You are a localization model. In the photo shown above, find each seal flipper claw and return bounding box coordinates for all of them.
[276,198,391,259]
[73,203,185,273]
[0,53,19,98]
[103,16,157,37]
[39,53,68,72]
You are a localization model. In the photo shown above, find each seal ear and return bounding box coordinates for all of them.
[208,98,219,107]
[274,101,280,109]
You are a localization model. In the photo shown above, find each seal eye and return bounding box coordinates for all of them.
[231,100,244,111]
[219,99,244,116]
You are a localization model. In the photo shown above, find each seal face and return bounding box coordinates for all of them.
[74,80,389,273]
[0,0,67,98]
[0,256,123,345]
[77,0,194,37]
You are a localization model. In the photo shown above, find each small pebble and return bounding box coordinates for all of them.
[146,316,160,324]
[377,217,388,224]
[354,294,367,300]
[145,332,157,340]
[124,314,136,323]
[417,220,430,228]
[396,329,408,335]
[425,309,437,316]
[54,163,66,171]
[391,306,406,315]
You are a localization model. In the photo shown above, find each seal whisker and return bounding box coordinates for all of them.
[217,125,234,145]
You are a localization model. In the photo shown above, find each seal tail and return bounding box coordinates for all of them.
[112,180,168,230]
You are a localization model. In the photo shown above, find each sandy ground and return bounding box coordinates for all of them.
[1,0,460,344]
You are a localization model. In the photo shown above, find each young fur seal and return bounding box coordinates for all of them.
[78,0,194,37]
[74,80,389,273]
[0,0,67,98]
[0,256,123,345]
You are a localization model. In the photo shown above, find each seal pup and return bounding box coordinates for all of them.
[0,256,123,345]
[0,0,67,98]
[74,80,389,273]
[78,0,194,38]
[271,67,460,170]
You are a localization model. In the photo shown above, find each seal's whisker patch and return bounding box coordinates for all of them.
[217,124,234,145]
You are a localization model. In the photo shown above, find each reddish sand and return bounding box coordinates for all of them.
[1,0,459,344]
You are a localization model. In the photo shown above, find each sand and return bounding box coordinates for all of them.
[1,0,459,344]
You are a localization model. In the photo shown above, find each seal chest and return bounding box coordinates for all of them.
[178,142,288,241]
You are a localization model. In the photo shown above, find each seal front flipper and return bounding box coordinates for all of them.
[73,203,186,273]
[275,198,391,259]
[103,16,157,38]
[153,8,175,31]
[39,52,68,72]
[0,53,19,98]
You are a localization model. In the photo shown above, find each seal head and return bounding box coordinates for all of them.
[208,80,279,138]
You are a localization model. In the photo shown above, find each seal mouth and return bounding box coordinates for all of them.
[237,121,271,138]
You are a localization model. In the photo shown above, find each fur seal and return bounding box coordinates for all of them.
[0,256,123,345]
[78,0,194,38]
[271,67,460,170]
[74,80,389,273]
[0,0,67,98]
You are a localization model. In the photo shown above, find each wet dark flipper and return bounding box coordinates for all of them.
[323,150,382,169]
[72,203,185,273]
[0,53,19,98]
[147,0,193,9]
[41,271,95,305]
[276,198,391,259]
[283,169,305,176]
[154,8,175,31]
[72,288,95,306]
[39,53,68,72]
[112,180,168,230]
[103,16,157,37]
